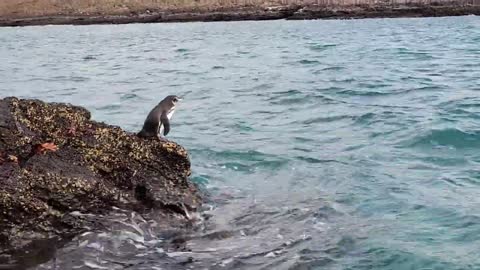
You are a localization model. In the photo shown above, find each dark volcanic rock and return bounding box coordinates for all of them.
[287,5,480,20]
[0,97,201,261]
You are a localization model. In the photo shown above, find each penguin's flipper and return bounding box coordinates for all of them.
[160,111,170,136]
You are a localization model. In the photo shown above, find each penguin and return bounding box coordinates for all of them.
[137,95,181,139]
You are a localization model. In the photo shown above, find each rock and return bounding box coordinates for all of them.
[286,5,480,20]
[0,97,201,259]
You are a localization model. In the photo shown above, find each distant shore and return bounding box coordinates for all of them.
[1,4,479,27]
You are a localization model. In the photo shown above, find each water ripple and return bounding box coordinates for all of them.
[1,16,479,270]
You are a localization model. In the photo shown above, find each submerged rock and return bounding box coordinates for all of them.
[0,97,201,262]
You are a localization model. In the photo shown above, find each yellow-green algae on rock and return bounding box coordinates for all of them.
[0,97,201,257]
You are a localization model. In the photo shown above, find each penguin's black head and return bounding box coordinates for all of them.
[164,95,181,106]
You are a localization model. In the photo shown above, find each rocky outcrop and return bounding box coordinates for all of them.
[287,4,480,20]
[0,97,201,261]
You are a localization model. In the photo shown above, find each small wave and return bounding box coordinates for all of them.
[296,156,347,165]
[317,66,345,72]
[250,83,275,91]
[353,110,404,126]
[309,44,337,52]
[220,162,253,172]
[175,70,208,76]
[83,55,97,61]
[190,149,283,162]
[361,247,455,269]
[396,49,436,60]
[267,89,307,105]
[191,149,288,169]
[439,108,480,121]
[337,89,391,97]
[298,59,321,65]
[456,102,480,109]
[111,64,123,70]
[406,128,480,149]
[57,88,78,96]
[228,122,254,132]
[303,115,353,124]
[147,57,163,62]
[49,75,89,82]
[120,93,141,101]
[157,69,180,73]
[126,55,141,60]
[292,147,313,153]
[353,112,376,124]
[221,160,288,172]
[358,82,393,89]
[413,85,445,92]
[400,75,433,83]
[270,97,308,105]
[330,78,356,83]
[315,86,345,93]
[255,160,289,170]
[70,76,90,82]
[51,75,68,81]
[440,176,465,187]
[96,104,122,111]
[312,94,345,104]
[416,155,468,167]
[191,175,210,186]
[294,136,315,143]
[273,89,302,95]
[175,48,189,52]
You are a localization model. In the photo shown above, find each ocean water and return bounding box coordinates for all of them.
[1,16,480,269]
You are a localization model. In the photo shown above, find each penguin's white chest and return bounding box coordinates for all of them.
[159,108,175,135]
[167,109,175,120]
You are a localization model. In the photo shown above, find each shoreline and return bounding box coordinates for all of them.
[1,5,479,27]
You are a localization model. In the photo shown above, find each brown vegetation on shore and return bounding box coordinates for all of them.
[1,0,479,18]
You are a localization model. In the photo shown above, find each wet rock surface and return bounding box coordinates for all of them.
[0,97,201,267]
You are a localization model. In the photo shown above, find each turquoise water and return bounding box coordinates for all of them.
[1,16,480,269]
